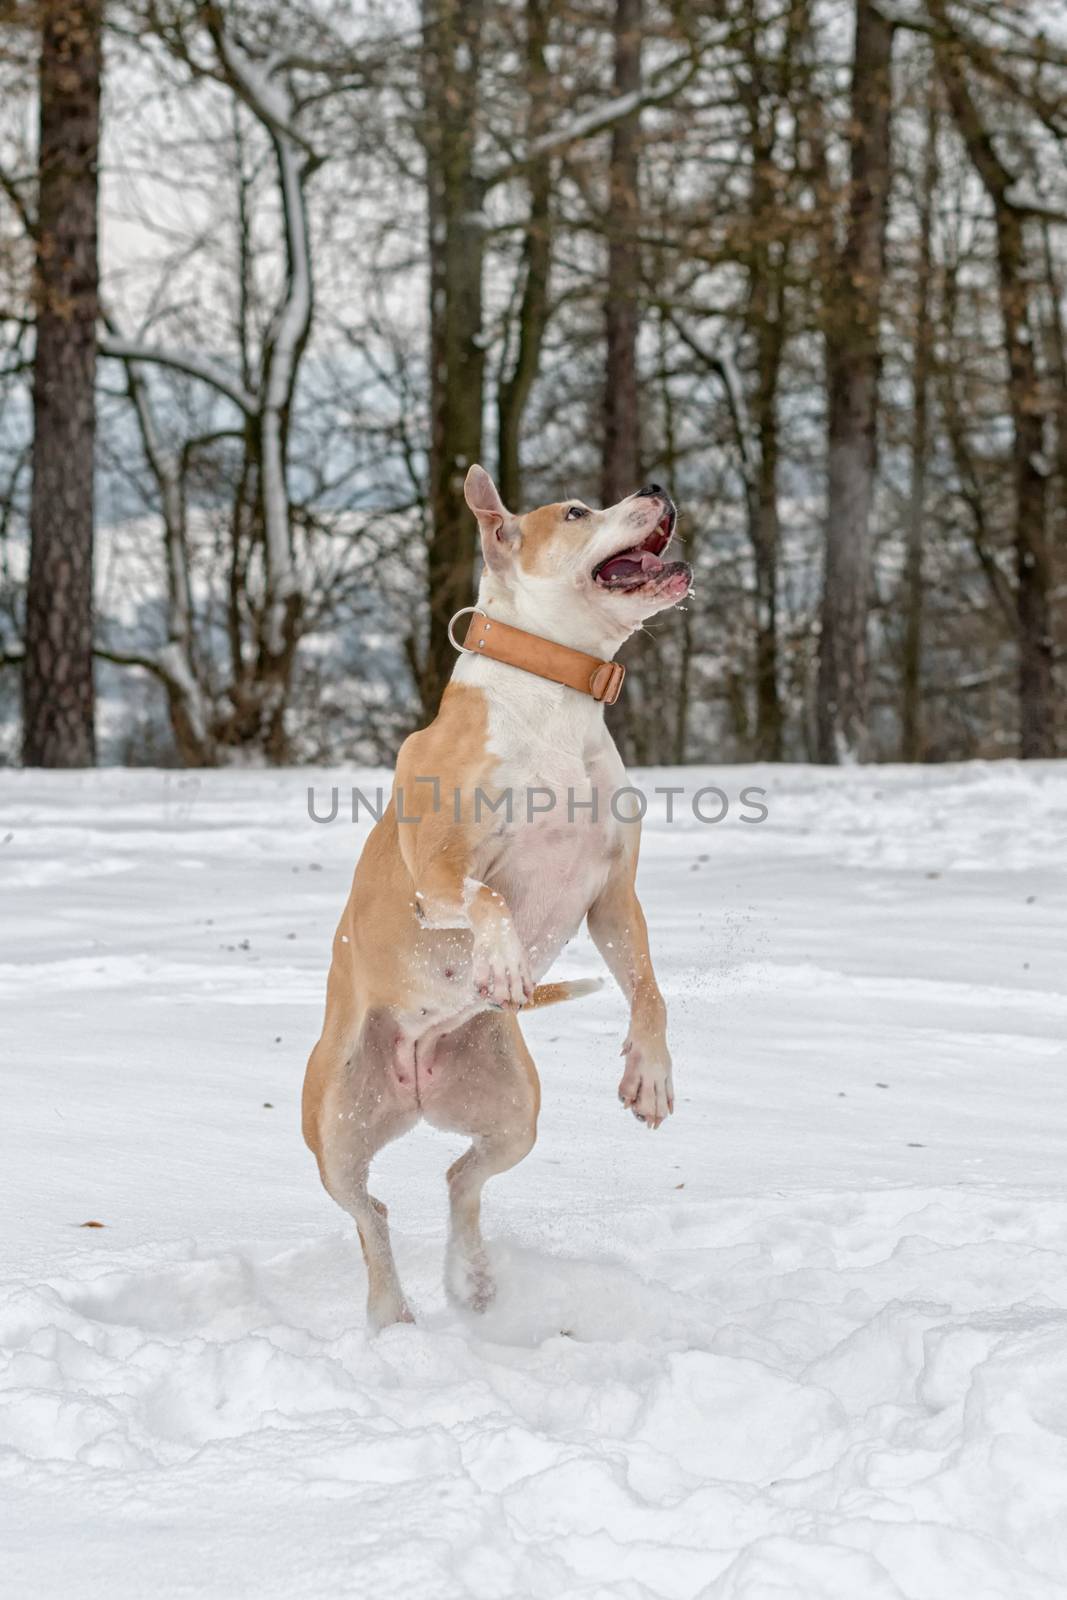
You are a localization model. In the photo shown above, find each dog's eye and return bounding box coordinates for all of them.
[565,505,588,521]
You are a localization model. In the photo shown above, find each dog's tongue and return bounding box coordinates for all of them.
[597,548,665,587]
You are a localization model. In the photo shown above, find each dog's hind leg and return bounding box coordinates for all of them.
[444,1129,535,1313]
[306,1008,420,1331]
[420,1012,539,1313]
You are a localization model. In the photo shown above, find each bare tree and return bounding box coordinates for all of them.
[931,1,1056,758]
[416,0,699,717]
[816,0,893,763]
[601,0,643,508]
[601,0,646,762]
[22,0,102,767]
[419,0,488,715]
[94,4,358,761]
[734,0,807,761]
[496,0,553,511]
[901,85,938,761]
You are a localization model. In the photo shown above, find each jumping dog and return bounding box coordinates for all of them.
[303,467,692,1327]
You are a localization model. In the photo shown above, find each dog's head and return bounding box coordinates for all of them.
[463,465,692,651]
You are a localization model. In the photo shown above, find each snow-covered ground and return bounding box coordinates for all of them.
[3,761,1067,1599]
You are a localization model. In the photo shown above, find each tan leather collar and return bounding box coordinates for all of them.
[449,608,626,705]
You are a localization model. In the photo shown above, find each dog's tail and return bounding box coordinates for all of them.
[523,977,604,1010]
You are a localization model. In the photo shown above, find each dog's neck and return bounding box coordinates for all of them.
[449,577,634,734]
[466,573,633,661]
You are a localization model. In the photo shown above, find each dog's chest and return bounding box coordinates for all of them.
[484,745,623,972]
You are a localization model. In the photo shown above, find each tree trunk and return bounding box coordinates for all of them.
[933,10,1055,757]
[253,126,314,761]
[1042,224,1067,541]
[22,0,102,767]
[752,369,783,761]
[741,33,788,763]
[816,0,892,764]
[940,261,1016,630]
[901,94,937,762]
[659,320,691,764]
[601,0,642,508]
[602,0,644,760]
[497,0,552,511]
[421,0,487,717]
[117,343,212,766]
[206,12,319,763]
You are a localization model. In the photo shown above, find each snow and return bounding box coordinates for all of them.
[3,760,1067,1599]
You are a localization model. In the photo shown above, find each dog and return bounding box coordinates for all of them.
[302,466,692,1328]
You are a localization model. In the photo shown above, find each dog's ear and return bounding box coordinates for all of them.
[464,465,520,571]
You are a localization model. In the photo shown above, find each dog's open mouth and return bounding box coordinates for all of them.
[592,508,691,594]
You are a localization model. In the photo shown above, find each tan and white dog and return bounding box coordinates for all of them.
[303,467,692,1328]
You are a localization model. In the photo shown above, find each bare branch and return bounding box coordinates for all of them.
[92,645,169,676]
[0,167,35,238]
[202,3,321,167]
[482,46,700,191]
[98,335,257,414]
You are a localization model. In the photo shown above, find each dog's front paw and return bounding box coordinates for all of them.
[618,1038,674,1130]
[471,922,532,1011]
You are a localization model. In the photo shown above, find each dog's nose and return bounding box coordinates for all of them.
[636,483,664,499]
